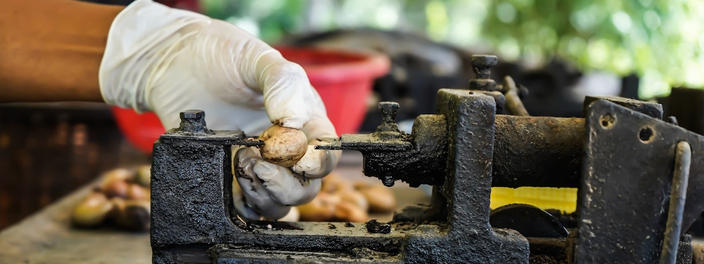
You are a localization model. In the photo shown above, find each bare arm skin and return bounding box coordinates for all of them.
[0,0,123,102]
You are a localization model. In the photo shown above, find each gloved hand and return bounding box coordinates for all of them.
[99,0,340,220]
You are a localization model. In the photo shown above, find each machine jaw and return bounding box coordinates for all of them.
[317,102,447,187]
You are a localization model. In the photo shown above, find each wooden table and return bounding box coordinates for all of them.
[0,181,151,264]
[0,152,430,263]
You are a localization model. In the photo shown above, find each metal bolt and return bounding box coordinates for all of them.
[379,102,399,125]
[375,102,401,133]
[181,110,204,121]
[469,55,499,91]
[471,55,498,79]
[178,109,211,134]
[383,175,395,187]
[667,116,679,126]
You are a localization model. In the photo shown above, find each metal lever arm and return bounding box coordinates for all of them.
[317,102,447,187]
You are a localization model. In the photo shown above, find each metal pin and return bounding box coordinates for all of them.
[659,141,692,264]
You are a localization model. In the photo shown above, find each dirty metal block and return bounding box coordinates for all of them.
[152,100,530,263]
[576,100,704,263]
[400,89,529,263]
[474,90,507,114]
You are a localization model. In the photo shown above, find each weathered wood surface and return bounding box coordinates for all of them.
[0,181,150,264]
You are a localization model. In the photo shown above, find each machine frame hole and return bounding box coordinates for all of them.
[638,126,655,143]
[599,113,615,129]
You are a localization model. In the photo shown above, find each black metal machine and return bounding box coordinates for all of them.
[150,55,703,263]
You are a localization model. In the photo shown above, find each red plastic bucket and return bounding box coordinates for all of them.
[112,47,389,153]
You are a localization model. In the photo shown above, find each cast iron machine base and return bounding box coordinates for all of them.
[150,55,704,263]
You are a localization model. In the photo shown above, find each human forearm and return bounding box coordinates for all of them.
[0,0,123,102]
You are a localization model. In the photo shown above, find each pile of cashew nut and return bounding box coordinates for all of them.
[71,166,151,231]
[297,172,396,222]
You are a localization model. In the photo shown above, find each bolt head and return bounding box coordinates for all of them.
[378,102,400,114]
[471,55,498,68]
[177,109,212,134]
[180,110,204,120]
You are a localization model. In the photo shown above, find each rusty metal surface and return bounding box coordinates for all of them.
[493,115,585,187]
[575,100,703,263]
[324,108,587,189]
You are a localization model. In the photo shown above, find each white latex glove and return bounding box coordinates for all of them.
[99,0,340,220]
[233,147,321,220]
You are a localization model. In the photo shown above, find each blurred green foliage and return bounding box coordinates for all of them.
[200,0,704,98]
[201,0,305,41]
[482,0,704,98]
